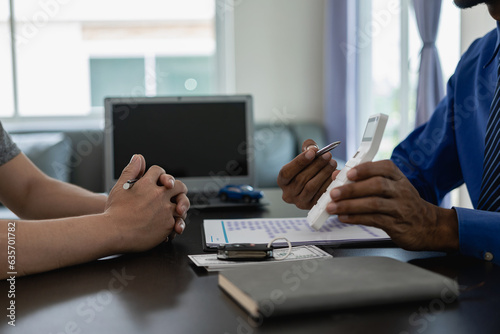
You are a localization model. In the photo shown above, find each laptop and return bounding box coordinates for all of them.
[104,95,258,208]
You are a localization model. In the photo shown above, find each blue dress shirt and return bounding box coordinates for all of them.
[391,24,500,264]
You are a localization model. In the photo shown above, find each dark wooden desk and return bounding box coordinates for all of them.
[1,189,499,334]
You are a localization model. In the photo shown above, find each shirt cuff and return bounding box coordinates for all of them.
[455,207,500,264]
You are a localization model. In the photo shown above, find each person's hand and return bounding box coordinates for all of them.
[326,160,459,252]
[158,173,190,241]
[104,154,189,252]
[277,139,337,209]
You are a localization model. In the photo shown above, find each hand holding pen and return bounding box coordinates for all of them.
[119,157,188,242]
[277,139,340,210]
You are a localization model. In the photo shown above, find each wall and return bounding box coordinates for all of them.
[233,1,496,121]
[233,0,325,123]
[460,4,496,54]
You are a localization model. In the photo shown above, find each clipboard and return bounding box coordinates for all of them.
[202,217,392,251]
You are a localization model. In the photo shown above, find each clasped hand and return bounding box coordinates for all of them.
[105,154,190,252]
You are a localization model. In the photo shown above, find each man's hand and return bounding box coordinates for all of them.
[326,160,459,252]
[105,154,189,252]
[277,139,337,209]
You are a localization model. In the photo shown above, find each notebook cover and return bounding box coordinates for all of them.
[218,256,459,318]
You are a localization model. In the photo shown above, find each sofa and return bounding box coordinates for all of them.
[10,122,329,192]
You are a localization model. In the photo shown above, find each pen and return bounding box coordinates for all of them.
[315,141,341,157]
[123,178,139,190]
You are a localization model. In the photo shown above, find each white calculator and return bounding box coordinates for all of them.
[307,113,389,230]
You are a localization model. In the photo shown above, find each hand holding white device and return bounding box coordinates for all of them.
[307,113,389,230]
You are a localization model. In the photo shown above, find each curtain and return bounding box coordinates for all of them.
[324,0,351,162]
[414,0,450,207]
[413,0,444,126]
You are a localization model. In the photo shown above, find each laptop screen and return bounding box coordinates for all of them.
[104,95,254,194]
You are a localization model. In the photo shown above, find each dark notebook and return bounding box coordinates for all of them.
[219,256,459,318]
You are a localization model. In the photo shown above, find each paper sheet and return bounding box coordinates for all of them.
[203,216,390,248]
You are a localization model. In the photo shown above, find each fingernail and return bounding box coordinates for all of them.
[305,144,319,151]
[129,154,136,164]
[179,220,186,233]
[331,188,340,200]
[305,149,315,160]
[322,152,331,161]
[179,205,187,214]
[170,179,175,188]
[327,202,337,213]
[330,159,337,167]
[347,169,357,180]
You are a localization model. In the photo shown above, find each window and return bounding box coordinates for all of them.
[357,0,460,160]
[0,1,13,117]
[3,0,219,119]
